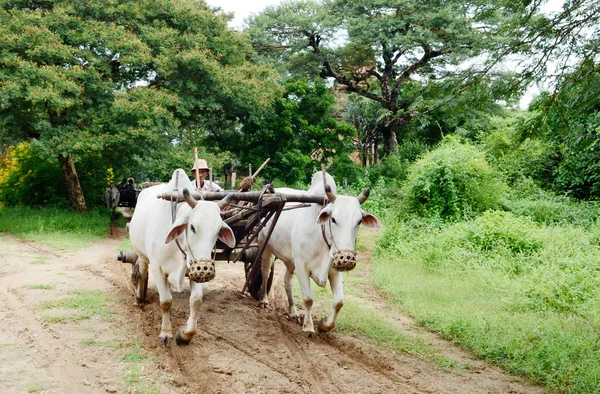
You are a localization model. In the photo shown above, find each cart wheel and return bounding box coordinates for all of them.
[243,247,274,300]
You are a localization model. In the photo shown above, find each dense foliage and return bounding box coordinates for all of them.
[205,78,355,184]
[401,137,506,221]
[247,0,520,155]
[0,0,279,210]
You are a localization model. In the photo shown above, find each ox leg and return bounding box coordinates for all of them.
[318,270,344,333]
[284,269,301,324]
[295,269,316,337]
[151,263,173,345]
[132,258,148,307]
[176,280,203,346]
[259,249,274,308]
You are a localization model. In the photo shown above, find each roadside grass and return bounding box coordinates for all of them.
[27,385,39,393]
[374,207,600,392]
[0,206,116,250]
[303,228,465,371]
[25,284,55,290]
[37,289,116,324]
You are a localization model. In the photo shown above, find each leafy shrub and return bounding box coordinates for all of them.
[459,211,543,255]
[0,142,113,208]
[0,142,69,207]
[505,178,600,227]
[401,137,506,221]
[522,266,600,313]
[482,128,556,187]
[328,155,362,186]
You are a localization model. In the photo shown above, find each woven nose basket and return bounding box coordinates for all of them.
[332,249,357,272]
[188,259,216,283]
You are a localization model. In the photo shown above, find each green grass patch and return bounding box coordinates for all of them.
[27,385,39,393]
[374,211,600,392]
[80,338,123,348]
[0,206,114,250]
[37,289,115,324]
[119,236,132,252]
[122,339,152,363]
[25,284,55,290]
[122,365,142,385]
[30,257,48,265]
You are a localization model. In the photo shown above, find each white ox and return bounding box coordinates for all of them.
[129,169,236,345]
[258,172,381,336]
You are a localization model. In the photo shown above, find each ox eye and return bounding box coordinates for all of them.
[331,217,337,225]
[190,224,196,233]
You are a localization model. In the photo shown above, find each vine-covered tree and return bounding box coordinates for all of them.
[246,0,521,156]
[0,0,278,211]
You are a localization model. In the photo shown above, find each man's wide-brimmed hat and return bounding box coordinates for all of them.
[191,159,209,172]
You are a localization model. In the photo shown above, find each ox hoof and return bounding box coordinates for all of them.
[288,314,302,325]
[175,328,192,346]
[318,319,334,333]
[305,330,317,339]
[159,334,173,346]
[259,301,269,309]
[135,297,145,307]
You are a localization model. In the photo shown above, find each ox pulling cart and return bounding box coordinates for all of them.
[118,165,330,301]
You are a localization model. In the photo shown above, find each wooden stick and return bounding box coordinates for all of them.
[321,163,327,194]
[194,147,200,190]
[231,172,236,190]
[252,158,270,178]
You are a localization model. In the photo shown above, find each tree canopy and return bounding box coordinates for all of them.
[246,0,520,156]
[0,0,279,211]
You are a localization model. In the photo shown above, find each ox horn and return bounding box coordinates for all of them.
[218,193,235,209]
[182,188,197,208]
[357,188,370,205]
[325,184,336,203]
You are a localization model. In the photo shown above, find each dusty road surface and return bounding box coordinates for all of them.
[0,228,545,394]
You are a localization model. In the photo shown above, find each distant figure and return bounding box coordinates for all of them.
[190,159,223,192]
[105,184,120,210]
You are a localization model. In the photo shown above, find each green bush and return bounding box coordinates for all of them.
[0,142,113,208]
[482,129,556,187]
[505,178,600,227]
[401,137,506,221]
[460,211,543,255]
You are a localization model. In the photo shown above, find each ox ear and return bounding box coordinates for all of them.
[165,217,188,244]
[218,222,236,249]
[316,205,333,224]
[361,210,382,229]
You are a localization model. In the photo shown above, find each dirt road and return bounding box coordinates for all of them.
[0,229,544,393]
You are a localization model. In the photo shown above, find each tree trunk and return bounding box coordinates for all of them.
[58,153,87,213]
[379,124,399,156]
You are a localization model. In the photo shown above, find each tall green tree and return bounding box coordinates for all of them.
[0,0,278,211]
[206,78,355,184]
[246,0,519,156]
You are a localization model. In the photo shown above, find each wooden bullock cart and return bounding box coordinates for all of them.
[156,185,327,299]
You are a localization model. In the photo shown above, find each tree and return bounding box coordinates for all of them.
[524,62,600,199]
[205,78,355,184]
[246,0,519,156]
[497,0,600,103]
[0,0,278,211]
